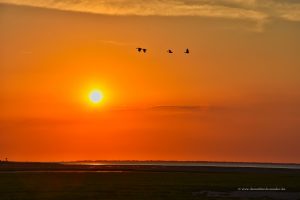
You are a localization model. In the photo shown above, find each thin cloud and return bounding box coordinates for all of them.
[101,105,218,113]
[20,51,33,55]
[150,105,209,112]
[1,0,299,30]
[0,0,266,20]
[97,40,136,46]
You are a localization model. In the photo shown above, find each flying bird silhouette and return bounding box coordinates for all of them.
[168,49,173,53]
[184,48,189,54]
[136,48,147,53]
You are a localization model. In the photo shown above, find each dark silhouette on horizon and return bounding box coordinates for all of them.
[184,48,190,54]
[168,49,173,54]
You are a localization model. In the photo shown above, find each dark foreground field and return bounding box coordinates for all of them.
[1,162,300,200]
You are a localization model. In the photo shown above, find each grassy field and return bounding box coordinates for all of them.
[1,170,300,200]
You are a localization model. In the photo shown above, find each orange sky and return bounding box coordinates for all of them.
[0,2,300,163]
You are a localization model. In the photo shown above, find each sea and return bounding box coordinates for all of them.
[64,161,300,169]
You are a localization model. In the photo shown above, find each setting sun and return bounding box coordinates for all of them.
[89,90,103,104]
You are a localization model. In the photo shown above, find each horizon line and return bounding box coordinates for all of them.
[4,159,300,166]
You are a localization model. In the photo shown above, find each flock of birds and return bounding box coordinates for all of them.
[136,48,190,54]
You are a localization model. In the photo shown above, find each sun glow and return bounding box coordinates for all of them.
[89,89,103,104]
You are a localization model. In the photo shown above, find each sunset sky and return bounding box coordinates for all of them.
[0,0,300,163]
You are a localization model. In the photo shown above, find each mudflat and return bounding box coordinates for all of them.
[0,162,300,200]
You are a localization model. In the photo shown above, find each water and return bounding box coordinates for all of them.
[63,161,300,169]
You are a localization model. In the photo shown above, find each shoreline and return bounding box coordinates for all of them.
[1,162,300,174]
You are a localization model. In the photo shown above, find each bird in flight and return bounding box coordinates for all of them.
[136,48,147,53]
[136,48,190,54]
